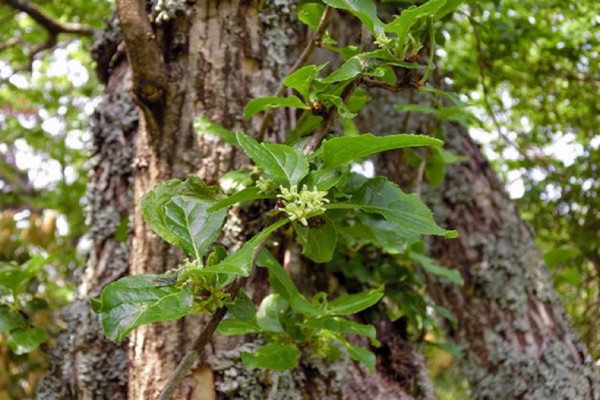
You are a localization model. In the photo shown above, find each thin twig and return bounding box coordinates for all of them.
[257,6,334,141]
[2,0,94,35]
[157,276,246,400]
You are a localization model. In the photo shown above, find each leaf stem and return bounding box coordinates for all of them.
[257,6,334,141]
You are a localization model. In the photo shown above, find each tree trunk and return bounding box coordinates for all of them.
[39,2,600,400]
[364,80,600,398]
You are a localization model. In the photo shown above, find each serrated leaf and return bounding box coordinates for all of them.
[163,195,227,259]
[242,343,301,371]
[257,250,323,317]
[385,0,446,44]
[294,219,337,263]
[409,252,463,285]
[330,178,456,237]
[141,176,225,257]
[328,288,383,315]
[236,132,309,186]
[244,96,306,119]
[208,187,274,211]
[322,56,364,83]
[194,115,238,145]
[322,0,385,35]
[0,306,26,333]
[218,318,262,335]
[92,275,193,342]
[284,65,323,100]
[7,328,48,355]
[316,133,442,169]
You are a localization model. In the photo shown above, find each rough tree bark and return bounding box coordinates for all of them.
[38,2,600,400]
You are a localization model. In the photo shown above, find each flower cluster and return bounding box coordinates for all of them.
[154,0,187,24]
[277,184,329,226]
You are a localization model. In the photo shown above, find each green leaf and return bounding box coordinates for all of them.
[0,256,46,293]
[257,250,323,317]
[0,306,26,333]
[336,336,376,371]
[385,0,446,43]
[316,133,442,169]
[322,0,385,36]
[328,288,383,315]
[318,94,356,119]
[302,169,343,191]
[293,219,337,263]
[284,65,323,100]
[236,132,309,185]
[298,3,326,31]
[256,293,288,333]
[92,275,194,342]
[433,0,464,20]
[141,176,225,256]
[202,219,288,276]
[242,343,301,371]
[305,316,378,342]
[194,115,238,145]
[331,178,456,237]
[244,96,306,118]
[544,246,580,268]
[208,187,274,211]
[163,195,228,259]
[7,328,48,355]
[409,252,463,285]
[218,318,262,335]
[322,56,364,83]
[227,290,255,321]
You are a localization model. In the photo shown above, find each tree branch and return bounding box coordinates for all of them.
[115,0,167,105]
[2,0,93,35]
[257,6,334,141]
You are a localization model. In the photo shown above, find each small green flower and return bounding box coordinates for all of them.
[256,176,274,193]
[277,184,329,226]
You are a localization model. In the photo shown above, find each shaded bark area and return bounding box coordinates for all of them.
[360,76,600,397]
[36,53,138,398]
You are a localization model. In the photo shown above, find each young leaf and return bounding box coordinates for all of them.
[163,195,228,259]
[256,294,289,333]
[194,115,238,145]
[433,0,464,20]
[0,256,46,294]
[244,96,306,118]
[257,250,323,317]
[92,275,194,342]
[201,219,288,277]
[327,288,384,315]
[0,306,26,333]
[409,252,463,285]
[208,187,274,211]
[385,0,446,43]
[322,0,385,36]
[284,65,323,100]
[329,178,457,237]
[316,133,442,169]
[141,176,225,257]
[227,290,255,321]
[7,328,49,355]
[322,56,363,83]
[237,132,309,186]
[293,219,337,263]
[218,318,262,336]
[302,169,343,191]
[305,316,378,342]
[318,94,357,119]
[242,343,301,371]
[337,337,376,371]
[298,3,326,31]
